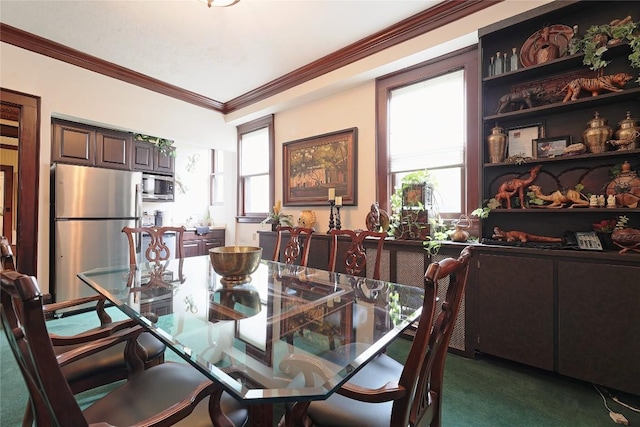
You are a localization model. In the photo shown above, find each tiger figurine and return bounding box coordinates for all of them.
[562,73,632,102]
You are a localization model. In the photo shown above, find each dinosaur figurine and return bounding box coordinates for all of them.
[495,165,541,209]
[492,227,562,243]
[528,185,589,208]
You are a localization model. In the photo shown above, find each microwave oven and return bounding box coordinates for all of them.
[142,173,174,201]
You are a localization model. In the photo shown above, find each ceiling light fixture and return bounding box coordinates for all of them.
[204,0,240,7]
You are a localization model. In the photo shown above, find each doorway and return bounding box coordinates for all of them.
[0,165,14,242]
[0,88,40,276]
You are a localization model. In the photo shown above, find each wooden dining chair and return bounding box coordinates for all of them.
[0,269,249,427]
[122,225,187,265]
[328,229,387,279]
[0,237,165,395]
[272,225,314,267]
[282,246,473,427]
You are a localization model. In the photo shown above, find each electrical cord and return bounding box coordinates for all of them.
[593,384,629,425]
[600,384,640,413]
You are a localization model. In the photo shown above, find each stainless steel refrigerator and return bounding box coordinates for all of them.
[51,163,142,310]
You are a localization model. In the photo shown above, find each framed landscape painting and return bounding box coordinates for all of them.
[283,128,357,206]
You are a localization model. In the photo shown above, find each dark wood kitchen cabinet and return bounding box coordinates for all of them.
[183,229,225,257]
[133,140,175,174]
[52,119,132,170]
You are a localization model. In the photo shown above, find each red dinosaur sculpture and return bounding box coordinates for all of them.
[495,165,541,209]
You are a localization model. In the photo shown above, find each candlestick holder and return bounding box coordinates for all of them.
[335,205,342,230]
[327,200,336,233]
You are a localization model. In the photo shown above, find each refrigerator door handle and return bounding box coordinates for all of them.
[135,183,142,254]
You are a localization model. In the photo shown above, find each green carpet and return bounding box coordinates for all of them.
[1,309,639,426]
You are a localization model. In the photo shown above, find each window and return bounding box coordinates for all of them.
[210,149,223,205]
[376,46,479,219]
[237,115,274,222]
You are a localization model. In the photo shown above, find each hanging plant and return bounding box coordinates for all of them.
[568,18,640,82]
[134,133,176,157]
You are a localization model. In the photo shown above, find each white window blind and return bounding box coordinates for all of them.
[389,70,465,173]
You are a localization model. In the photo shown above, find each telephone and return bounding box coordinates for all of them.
[563,231,603,251]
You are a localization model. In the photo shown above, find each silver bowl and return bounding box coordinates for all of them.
[209,246,262,284]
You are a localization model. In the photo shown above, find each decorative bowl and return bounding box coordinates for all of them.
[209,246,262,284]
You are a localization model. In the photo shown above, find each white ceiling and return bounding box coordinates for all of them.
[0,0,442,103]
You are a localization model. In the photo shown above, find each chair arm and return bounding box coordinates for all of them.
[56,325,146,369]
[49,318,138,346]
[337,381,407,403]
[44,294,113,326]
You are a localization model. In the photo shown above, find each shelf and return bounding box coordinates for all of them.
[487,208,638,214]
[483,147,640,168]
[482,43,631,87]
[483,87,640,123]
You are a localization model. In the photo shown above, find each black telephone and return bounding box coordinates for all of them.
[563,231,603,250]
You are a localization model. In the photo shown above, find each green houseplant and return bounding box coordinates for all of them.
[568,18,640,82]
[261,200,294,230]
[389,169,437,240]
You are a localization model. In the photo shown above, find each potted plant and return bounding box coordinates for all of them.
[389,169,437,240]
[568,18,640,82]
[261,200,294,231]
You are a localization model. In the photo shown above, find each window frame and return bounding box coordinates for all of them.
[209,149,223,206]
[375,45,479,219]
[236,115,274,223]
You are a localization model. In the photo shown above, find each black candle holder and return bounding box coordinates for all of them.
[327,200,336,233]
[335,205,342,230]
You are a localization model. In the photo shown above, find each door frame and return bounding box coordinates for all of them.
[0,88,40,276]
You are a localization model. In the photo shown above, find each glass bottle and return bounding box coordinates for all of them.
[510,47,519,71]
[494,52,504,75]
[488,56,495,76]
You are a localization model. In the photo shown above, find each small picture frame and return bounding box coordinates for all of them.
[533,136,571,158]
[507,123,543,158]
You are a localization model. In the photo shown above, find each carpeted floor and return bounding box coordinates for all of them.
[1,309,639,426]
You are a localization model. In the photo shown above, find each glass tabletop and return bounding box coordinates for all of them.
[78,256,424,403]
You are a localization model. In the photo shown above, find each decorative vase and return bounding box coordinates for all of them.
[486,124,507,163]
[614,111,639,151]
[297,210,316,229]
[583,112,612,154]
[451,214,471,243]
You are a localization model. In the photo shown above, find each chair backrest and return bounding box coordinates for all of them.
[1,270,88,426]
[272,226,314,267]
[393,246,473,427]
[328,229,387,279]
[0,235,15,271]
[122,225,186,265]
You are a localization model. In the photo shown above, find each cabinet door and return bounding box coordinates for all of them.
[52,121,95,166]
[558,261,640,395]
[96,130,132,170]
[133,140,154,172]
[183,240,201,258]
[203,238,222,253]
[155,148,175,174]
[477,253,554,370]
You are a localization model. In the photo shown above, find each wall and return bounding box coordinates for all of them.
[0,42,237,292]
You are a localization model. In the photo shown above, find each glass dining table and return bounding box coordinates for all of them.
[78,255,425,426]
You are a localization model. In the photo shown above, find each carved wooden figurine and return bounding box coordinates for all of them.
[492,227,562,243]
[528,185,589,208]
[495,165,541,209]
[561,73,632,102]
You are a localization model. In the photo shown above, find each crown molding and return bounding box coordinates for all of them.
[1,0,500,115]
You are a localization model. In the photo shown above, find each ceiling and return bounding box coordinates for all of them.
[0,0,444,108]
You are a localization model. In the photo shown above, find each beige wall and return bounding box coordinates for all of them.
[1,0,552,290]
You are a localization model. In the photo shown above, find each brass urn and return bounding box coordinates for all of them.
[486,123,507,163]
[614,111,639,150]
[583,112,612,154]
